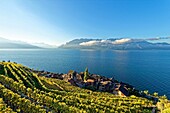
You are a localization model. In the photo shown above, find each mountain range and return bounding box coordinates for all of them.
[59,38,170,50]
[0,37,40,49]
[1,37,170,50]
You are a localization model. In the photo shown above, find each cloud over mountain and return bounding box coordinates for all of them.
[59,38,170,50]
[79,38,131,46]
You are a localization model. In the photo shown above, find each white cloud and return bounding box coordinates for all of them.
[79,38,131,46]
[79,40,100,46]
[101,40,112,43]
[112,38,131,44]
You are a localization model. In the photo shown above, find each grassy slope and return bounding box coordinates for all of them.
[0,62,168,113]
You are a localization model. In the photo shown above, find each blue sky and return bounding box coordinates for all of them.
[0,0,170,45]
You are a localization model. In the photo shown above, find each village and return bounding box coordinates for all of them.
[31,67,160,105]
[32,68,139,97]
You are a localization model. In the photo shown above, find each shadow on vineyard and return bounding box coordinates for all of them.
[0,62,170,113]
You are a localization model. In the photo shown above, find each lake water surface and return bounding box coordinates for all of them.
[0,49,170,98]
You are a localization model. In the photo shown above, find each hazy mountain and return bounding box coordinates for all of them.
[59,38,170,50]
[0,37,40,49]
[31,42,58,48]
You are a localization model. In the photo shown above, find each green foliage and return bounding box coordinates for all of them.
[163,108,170,113]
[158,95,170,113]
[0,98,15,112]
[0,62,161,113]
[153,92,158,97]
[144,90,149,95]
[84,67,89,81]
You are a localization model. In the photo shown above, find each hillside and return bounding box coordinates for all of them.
[0,62,170,112]
[0,37,40,49]
[59,38,170,50]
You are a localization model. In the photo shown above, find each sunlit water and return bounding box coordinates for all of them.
[0,49,170,98]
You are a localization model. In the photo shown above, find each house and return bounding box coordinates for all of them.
[113,83,120,95]
[76,82,85,88]
[118,85,129,97]
[63,74,71,81]
[50,73,63,79]
[45,74,52,78]
[113,84,129,97]
[120,82,133,89]
[98,81,111,91]
[68,79,77,86]
[75,74,83,82]
[85,79,95,87]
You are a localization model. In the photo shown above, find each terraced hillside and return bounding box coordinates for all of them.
[0,62,168,113]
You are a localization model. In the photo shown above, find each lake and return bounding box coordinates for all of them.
[0,49,170,98]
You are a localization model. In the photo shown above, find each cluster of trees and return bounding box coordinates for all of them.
[0,62,165,112]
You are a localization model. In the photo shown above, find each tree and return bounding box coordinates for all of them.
[84,67,89,81]
[144,90,149,95]
[153,92,158,97]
